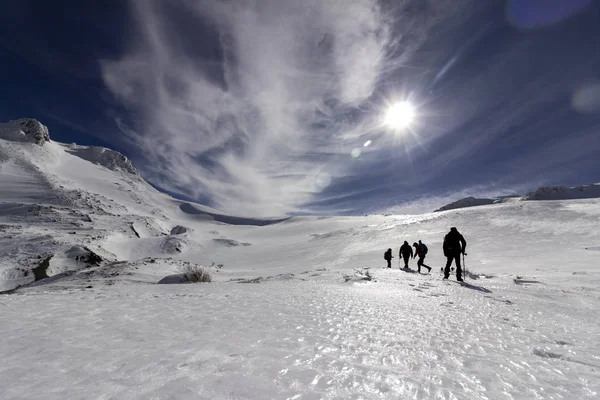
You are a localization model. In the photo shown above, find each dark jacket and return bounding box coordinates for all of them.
[399,242,413,258]
[443,228,467,256]
[384,249,393,261]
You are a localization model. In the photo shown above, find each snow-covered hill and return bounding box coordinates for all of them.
[1,119,599,399]
[525,183,600,200]
[435,183,600,213]
[434,196,499,212]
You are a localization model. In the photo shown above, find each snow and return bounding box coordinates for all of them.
[525,183,600,201]
[434,197,497,212]
[1,119,599,399]
[435,184,600,213]
[63,143,139,175]
[0,118,50,145]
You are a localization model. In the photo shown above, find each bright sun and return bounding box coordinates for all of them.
[384,101,415,129]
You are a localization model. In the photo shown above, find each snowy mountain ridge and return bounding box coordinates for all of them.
[435,183,600,212]
[524,183,600,200]
[0,118,138,175]
[62,143,139,175]
[434,196,499,212]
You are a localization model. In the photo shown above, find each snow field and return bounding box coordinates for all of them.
[1,270,599,400]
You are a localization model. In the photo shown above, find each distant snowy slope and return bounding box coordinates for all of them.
[435,183,600,212]
[179,202,290,226]
[434,196,497,212]
[525,183,600,200]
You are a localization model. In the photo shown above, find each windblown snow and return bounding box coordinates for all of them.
[1,119,599,399]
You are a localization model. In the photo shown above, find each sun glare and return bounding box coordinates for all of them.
[384,101,415,129]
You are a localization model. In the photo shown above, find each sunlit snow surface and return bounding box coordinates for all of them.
[2,268,599,399]
[1,131,600,399]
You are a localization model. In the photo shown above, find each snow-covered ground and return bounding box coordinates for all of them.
[1,119,599,399]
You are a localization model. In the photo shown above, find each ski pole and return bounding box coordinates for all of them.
[463,252,467,280]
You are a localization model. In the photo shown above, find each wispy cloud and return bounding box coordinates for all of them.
[101,0,403,216]
[100,0,600,216]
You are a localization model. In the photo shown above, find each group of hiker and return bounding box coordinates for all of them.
[384,227,467,281]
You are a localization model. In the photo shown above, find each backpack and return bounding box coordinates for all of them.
[384,249,392,260]
[420,243,428,255]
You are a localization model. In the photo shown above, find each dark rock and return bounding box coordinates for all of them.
[157,274,189,284]
[33,255,53,281]
[81,247,103,266]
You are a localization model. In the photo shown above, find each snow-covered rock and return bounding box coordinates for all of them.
[157,273,189,284]
[0,118,50,145]
[525,183,600,200]
[64,144,138,175]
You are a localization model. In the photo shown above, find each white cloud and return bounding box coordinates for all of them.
[101,0,397,216]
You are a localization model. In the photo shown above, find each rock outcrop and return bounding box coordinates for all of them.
[0,119,50,145]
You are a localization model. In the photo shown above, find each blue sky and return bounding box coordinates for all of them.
[1,0,599,216]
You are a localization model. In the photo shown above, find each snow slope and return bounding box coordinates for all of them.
[1,120,599,399]
[434,196,498,212]
[435,183,600,213]
[525,183,600,201]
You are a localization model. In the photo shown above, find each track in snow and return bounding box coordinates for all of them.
[1,270,598,400]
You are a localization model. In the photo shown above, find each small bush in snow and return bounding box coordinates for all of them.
[184,265,212,283]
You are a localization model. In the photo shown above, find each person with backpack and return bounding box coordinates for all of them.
[443,227,467,281]
[399,241,413,269]
[412,240,431,274]
[384,248,394,268]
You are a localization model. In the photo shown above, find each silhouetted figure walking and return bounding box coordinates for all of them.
[412,240,431,274]
[384,248,393,268]
[399,241,413,269]
[443,227,467,281]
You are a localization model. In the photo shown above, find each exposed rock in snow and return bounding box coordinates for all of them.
[157,273,189,284]
[212,238,252,247]
[64,144,138,175]
[0,119,50,145]
[170,225,189,235]
[524,184,600,200]
[33,255,53,281]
